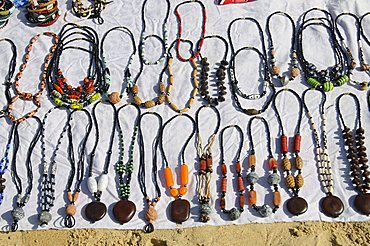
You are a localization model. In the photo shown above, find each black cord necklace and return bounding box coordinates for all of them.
[10,116,42,232]
[0,38,16,114]
[0,123,15,206]
[137,112,162,233]
[85,100,117,223]
[113,103,141,225]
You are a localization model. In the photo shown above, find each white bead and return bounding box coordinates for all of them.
[281,75,289,86]
[87,177,98,194]
[98,174,109,192]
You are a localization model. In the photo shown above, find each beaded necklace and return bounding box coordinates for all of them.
[7,32,58,123]
[229,46,275,115]
[113,103,140,225]
[165,40,198,113]
[26,0,60,26]
[195,105,221,222]
[9,116,42,232]
[101,26,137,105]
[246,116,281,217]
[174,0,207,62]
[137,112,162,233]
[197,35,229,106]
[0,123,15,206]
[219,125,244,221]
[0,0,15,28]
[336,93,370,215]
[303,88,344,218]
[63,109,93,228]
[71,0,108,24]
[160,114,196,224]
[272,88,307,216]
[335,13,369,91]
[266,11,300,86]
[85,101,117,223]
[359,13,370,85]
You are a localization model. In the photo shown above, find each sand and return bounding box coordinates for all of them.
[0,221,369,246]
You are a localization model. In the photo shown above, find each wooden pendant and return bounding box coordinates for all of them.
[354,193,370,215]
[85,201,107,222]
[170,199,190,224]
[113,200,136,224]
[321,195,344,218]
[286,196,308,216]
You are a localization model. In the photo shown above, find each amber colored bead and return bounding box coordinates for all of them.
[73,192,79,202]
[281,135,288,153]
[221,177,227,193]
[144,100,156,109]
[180,164,188,185]
[268,158,278,170]
[285,175,295,189]
[108,92,121,104]
[164,167,174,187]
[282,156,292,171]
[206,157,213,170]
[295,174,304,188]
[291,67,300,77]
[83,78,89,83]
[294,134,301,153]
[132,85,139,94]
[272,66,280,75]
[249,190,257,206]
[239,195,245,208]
[295,155,303,170]
[67,192,73,202]
[170,188,179,197]
[221,163,227,175]
[249,154,256,167]
[159,83,165,93]
[133,96,142,106]
[179,187,188,196]
[158,95,166,104]
[238,176,244,192]
[54,84,63,93]
[66,204,76,216]
[220,197,226,209]
[235,162,241,173]
[200,159,207,171]
[273,191,281,207]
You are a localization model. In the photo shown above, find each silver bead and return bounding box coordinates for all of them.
[11,207,25,222]
[257,204,273,217]
[246,171,259,184]
[39,211,52,227]
[228,207,241,220]
[268,173,281,185]
[200,203,212,216]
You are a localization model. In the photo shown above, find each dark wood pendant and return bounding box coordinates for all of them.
[85,201,107,222]
[321,195,344,218]
[170,199,190,224]
[354,193,370,215]
[286,196,308,216]
[113,200,136,224]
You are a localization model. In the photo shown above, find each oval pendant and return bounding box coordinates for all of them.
[113,200,136,224]
[85,201,107,223]
[321,195,344,218]
[354,193,370,215]
[170,199,190,224]
[286,196,308,216]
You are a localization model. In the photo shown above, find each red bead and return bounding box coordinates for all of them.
[281,135,288,153]
[294,134,301,153]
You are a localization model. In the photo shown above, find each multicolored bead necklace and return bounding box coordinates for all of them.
[26,0,60,26]
[71,0,108,24]
[0,0,15,28]
[0,123,15,206]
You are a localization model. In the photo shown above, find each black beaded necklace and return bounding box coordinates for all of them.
[0,123,15,206]
[195,105,221,223]
[197,35,229,106]
[63,109,93,228]
[336,93,370,215]
[85,101,117,223]
[10,116,42,232]
[272,88,307,216]
[137,112,162,233]
[113,103,141,225]
[219,124,244,221]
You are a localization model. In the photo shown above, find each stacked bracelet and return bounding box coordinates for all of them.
[26,0,60,26]
[0,0,15,28]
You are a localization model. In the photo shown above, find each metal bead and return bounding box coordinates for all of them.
[39,211,52,226]
[12,207,25,222]
[228,207,241,220]
[246,171,259,184]
[257,204,273,217]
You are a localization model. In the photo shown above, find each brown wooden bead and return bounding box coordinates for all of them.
[249,190,257,206]
[221,177,227,193]
[158,95,166,104]
[65,204,76,216]
[237,176,244,192]
[0,185,5,193]
[294,134,301,153]
[235,162,241,173]
[200,159,207,171]
[67,192,73,202]
[159,83,165,93]
[131,85,139,94]
[268,158,278,170]
[249,154,256,167]
[295,155,303,170]
[291,67,300,78]
[144,100,156,109]
[206,157,213,171]
[281,135,288,153]
[272,66,280,75]
[133,96,142,106]
[273,191,281,207]
[108,92,121,104]
[295,174,304,188]
[73,192,79,202]
[221,163,227,175]
[145,205,158,224]
[285,175,295,189]
[220,197,226,209]
[239,195,245,208]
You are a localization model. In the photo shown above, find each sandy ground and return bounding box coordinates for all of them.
[0,221,369,246]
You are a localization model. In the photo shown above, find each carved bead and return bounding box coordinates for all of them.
[158,95,165,104]
[291,67,300,77]
[133,96,142,106]
[272,66,280,75]
[66,204,76,216]
[282,156,291,171]
[131,85,139,94]
[108,92,121,104]
[145,205,158,224]
[295,155,303,170]
[285,175,295,189]
[159,83,165,93]
[295,174,304,188]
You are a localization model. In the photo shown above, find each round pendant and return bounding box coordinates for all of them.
[170,199,190,224]
[286,196,308,216]
[354,193,370,215]
[85,201,107,223]
[113,200,136,224]
[321,195,344,218]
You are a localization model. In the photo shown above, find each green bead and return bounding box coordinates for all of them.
[307,77,320,88]
[323,81,334,91]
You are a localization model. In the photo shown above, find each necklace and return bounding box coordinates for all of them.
[165,40,198,113]
[229,46,275,115]
[26,0,60,26]
[71,0,108,24]
[198,35,229,106]
[85,101,117,223]
[303,88,344,217]
[7,32,58,123]
[336,93,370,215]
[272,88,307,216]
[113,103,141,225]
[0,123,15,206]
[101,26,137,105]
[266,11,300,86]
[174,0,206,62]
[63,109,93,228]
[137,112,162,233]
[219,125,244,221]
[195,105,221,222]
[246,116,281,217]
[0,38,16,116]
[0,0,15,29]
[10,116,42,231]
[160,114,196,224]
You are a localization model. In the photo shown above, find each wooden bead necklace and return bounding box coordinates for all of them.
[71,0,108,24]
[195,105,221,223]
[113,103,141,225]
[101,26,137,105]
[85,101,117,223]
[160,114,196,224]
[272,88,307,216]
[26,0,60,27]
[197,35,229,106]
[63,109,93,228]
[229,46,275,115]
[266,11,300,86]
[165,40,198,113]
[336,93,370,215]
[246,116,281,217]
[335,13,369,91]
[219,125,245,221]
[302,88,344,218]
[7,32,58,123]
[0,0,15,28]
[174,0,207,62]
[137,112,162,233]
